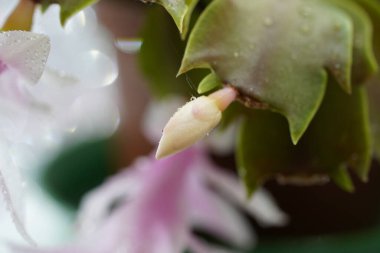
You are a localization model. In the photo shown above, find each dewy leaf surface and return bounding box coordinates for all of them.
[237,81,371,194]
[40,0,99,25]
[149,0,199,38]
[180,0,354,143]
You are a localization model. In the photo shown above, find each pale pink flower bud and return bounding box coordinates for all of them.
[156,87,237,159]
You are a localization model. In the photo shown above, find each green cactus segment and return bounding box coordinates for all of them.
[368,81,380,160]
[237,82,371,194]
[40,0,99,25]
[328,0,378,84]
[197,72,222,94]
[330,166,354,193]
[179,0,354,144]
[149,0,199,38]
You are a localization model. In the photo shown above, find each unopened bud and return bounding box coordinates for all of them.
[156,87,237,159]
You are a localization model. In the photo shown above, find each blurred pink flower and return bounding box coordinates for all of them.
[0,31,50,245]
[11,147,287,253]
[0,5,120,248]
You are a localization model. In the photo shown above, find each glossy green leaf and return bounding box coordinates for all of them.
[197,72,222,94]
[147,0,199,38]
[180,0,355,144]
[237,82,371,194]
[40,0,99,25]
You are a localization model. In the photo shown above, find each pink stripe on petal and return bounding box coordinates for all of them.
[0,60,8,74]
[80,149,198,253]
[124,149,197,253]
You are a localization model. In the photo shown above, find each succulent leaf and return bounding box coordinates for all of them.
[237,81,371,194]
[197,72,222,94]
[330,166,354,193]
[328,0,378,84]
[145,0,199,38]
[180,0,357,144]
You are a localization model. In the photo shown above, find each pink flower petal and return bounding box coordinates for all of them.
[202,161,288,227]
[76,149,197,253]
[188,172,255,248]
[120,150,196,253]
[76,161,145,236]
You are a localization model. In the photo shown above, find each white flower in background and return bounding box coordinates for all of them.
[0,30,51,246]
[0,1,120,250]
[11,147,287,253]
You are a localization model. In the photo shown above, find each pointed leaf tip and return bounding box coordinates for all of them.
[151,0,200,38]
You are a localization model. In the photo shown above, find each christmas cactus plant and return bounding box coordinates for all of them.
[2,0,380,252]
[11,0,380,194]
[138,0,380,194]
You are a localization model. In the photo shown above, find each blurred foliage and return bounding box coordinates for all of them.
[40,138,115,208]
[254,226,380,253]
[139,6,208,99]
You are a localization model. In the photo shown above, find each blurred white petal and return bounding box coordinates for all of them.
[0,3,120,248]
[188,176,255,248]
[204,166,289,227]
[142,96,185,143]
[76,168,143,236]
[206,123,237,155]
